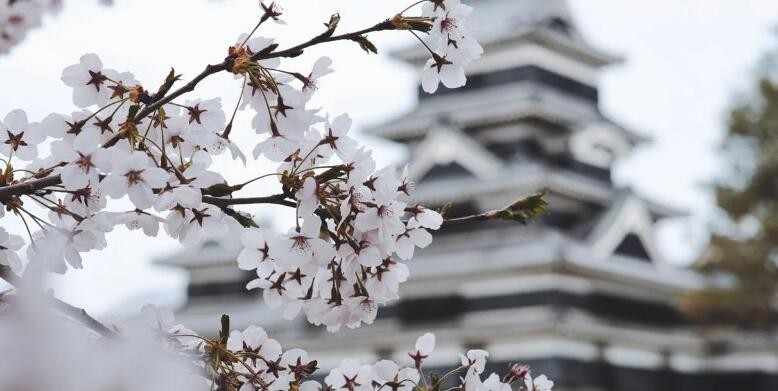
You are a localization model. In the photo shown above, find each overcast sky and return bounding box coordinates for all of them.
[1,0,777,315]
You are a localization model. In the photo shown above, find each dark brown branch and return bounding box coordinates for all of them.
[202,194,294,208]
[134,19,395,122]
[131,63,226,128]
[0,175,62,201]
[258,19,395,60]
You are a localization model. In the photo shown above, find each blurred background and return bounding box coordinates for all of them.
[1,0,776,390]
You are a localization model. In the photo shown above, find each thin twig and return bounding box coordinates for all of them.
[258,19,395,60]
[49,295,119,337]
[202,194,294,208]
[440,211,496,227]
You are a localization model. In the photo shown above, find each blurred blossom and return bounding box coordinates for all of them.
[0,287,206,391]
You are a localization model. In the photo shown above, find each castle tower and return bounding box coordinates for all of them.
[158,1,778,389]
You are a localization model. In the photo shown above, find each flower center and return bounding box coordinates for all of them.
[75,153,93,172]
[125,170,144,185]
[87,70,108,92]
[4,131,26,151]
[291,235,311,252]
[440,16,458,32]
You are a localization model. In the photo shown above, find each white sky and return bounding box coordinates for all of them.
[1,0,777,315]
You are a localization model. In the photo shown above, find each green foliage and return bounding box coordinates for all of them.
[153,68,182,101]
[681,72,778,329]
[219,314,230,345]
[496,191,549,224]
[351,35,378,54]
[224,209,260,229]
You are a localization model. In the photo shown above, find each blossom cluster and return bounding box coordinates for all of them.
[0,2,558,390]
[145,309,555,391]
[419,0,483,93]
[1,296,554,391]
[0,0,60,54]
[0,0,480,331]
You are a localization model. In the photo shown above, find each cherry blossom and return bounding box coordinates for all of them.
[477,373,511,391]
[227,325,283,366]
[372,360,420,391]
[51,129,108,190]
[0,5,551,389]
[526,374,555,391]
[418,0,482,93]
[101,150,168,209]
[272,217,336,267]
[421,53,466,93]
[0,227,24,273]
[325,359,375,391]
[0,0,488,331]
[409,332,435,367]
[321,113,357,159]
[107,210,165,237]
[0,109,44,161]
[60,53,114,108]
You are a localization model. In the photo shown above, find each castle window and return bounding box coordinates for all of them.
[548,17,571,36]
[614,233,651,262]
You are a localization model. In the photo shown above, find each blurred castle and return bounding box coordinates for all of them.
[158,1,778,390]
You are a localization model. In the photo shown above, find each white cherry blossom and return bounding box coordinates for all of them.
[60,53,113,108]
[325,359,375,391]
[0,227,24,273]
[101,150,168,209]
[372,360,420,391]
[526,374,554,391]
[0,109,44,161]
[51,129,108,190]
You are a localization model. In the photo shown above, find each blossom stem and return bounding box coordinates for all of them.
[440,211,494,226]
[398,0,428,15]
[408,29,437,57]
[237,172,283,188]
[238,17,269,49]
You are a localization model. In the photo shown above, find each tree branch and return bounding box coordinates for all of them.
[0,19,400,200]
[0,175,62,201]
[134,19,395,121]
[0,265,118,338]
[202,193,294,208]
[258,19,395,60]
[131,63,226,128]
[49,295,119,338]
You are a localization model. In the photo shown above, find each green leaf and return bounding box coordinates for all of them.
[314,165,346,182]
[498,191,549,224]
[351,35,378,54]
[153,68,182,102]
[323,13,340,38]
[429,372,442,391]
[202,183,238,197]
[438,202,452,219]
[407,20,433,33]
[224,208,259,228]
[219,314,230,345]
[127,104,140,121]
